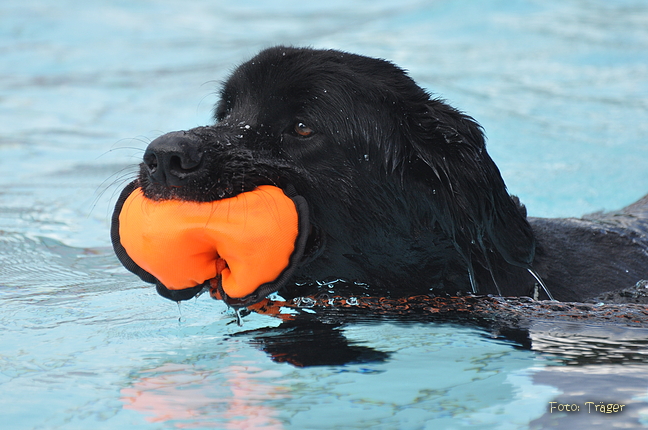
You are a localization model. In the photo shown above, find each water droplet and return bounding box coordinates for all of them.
[298,297,316,308]
[234,308,244,326]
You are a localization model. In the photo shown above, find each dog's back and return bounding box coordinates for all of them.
[530,194,648,302]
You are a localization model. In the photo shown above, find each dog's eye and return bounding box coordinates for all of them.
[294,122,314,137]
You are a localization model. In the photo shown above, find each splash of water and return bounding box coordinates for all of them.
[234,308,244,327]
[528,268,555,301]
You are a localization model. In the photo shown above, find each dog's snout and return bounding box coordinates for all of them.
[143,132,203,187]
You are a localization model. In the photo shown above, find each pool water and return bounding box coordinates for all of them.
[2,0,648,429]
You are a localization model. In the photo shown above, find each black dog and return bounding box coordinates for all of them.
[114,46,648,305]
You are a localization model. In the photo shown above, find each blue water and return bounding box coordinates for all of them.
[2,0,648,429]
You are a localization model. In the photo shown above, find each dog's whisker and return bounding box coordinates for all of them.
[89,166,139,218]
[94,166,139,198]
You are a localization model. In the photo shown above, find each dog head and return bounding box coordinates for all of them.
[112,46,536,305]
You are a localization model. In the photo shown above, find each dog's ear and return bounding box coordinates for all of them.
[404,99,536,280]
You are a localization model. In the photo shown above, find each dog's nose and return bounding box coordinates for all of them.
[143,132,203,187]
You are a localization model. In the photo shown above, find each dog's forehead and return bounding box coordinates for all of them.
[225,48,410,103]
[230,53,335,98]
[215,47,430,132]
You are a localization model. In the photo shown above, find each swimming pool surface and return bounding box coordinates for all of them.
[2,1,648,429]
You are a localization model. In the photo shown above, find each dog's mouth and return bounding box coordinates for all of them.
[111,181,311,307]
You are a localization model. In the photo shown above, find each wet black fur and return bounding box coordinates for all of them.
[137,46,648,303]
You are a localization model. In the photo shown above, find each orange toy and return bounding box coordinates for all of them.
[111,182,308,305]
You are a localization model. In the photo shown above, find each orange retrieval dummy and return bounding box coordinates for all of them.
[111,182,309,306]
